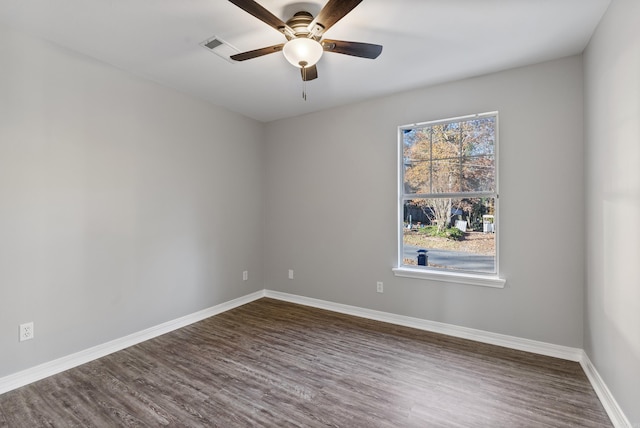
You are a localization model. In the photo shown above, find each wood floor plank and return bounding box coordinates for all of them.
[0,298,612,427]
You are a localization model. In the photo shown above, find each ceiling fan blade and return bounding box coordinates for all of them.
[309,0,363,36]
[322,39,383,59]
[301,65,318,81]
[231,44,285,61]
[228,0,294,37]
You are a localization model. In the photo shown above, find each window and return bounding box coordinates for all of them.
[394,112,504,287]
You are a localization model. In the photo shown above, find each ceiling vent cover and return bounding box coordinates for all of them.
[200,36,241,64]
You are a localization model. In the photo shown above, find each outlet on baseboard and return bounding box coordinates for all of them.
[19,322,34,342]
[376,282,384,293]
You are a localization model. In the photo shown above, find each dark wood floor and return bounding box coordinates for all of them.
[0,298,612,427]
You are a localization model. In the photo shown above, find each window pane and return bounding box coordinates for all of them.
[403,129,431,194]
[431,159,461,193]
[461,117,495,157]
[461,155,495,192]
[402,197,496,274]
[432,123,459,163]
[403,160,430,194]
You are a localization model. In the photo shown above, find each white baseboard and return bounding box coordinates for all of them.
[579,352,632,428]
[0,290,265,395]
[264,290,584,361]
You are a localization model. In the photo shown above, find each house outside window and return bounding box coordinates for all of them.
[396,112,500,283]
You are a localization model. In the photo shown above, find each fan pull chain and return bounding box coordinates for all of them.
[300,61,308,101]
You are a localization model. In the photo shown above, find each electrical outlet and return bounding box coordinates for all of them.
[19,322,34,342]
[243,270,248,281]
[288,269,294,280]
[377,282,384,293]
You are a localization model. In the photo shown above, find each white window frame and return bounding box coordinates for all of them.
[392,112,505,288]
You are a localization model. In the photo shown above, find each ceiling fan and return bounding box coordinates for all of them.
[227,0,382,95]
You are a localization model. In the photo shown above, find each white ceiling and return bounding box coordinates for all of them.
[0,0,610,122]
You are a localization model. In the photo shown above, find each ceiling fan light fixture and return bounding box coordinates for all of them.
[283,38,323,68]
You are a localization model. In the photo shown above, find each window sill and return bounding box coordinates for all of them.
[392,267,506,288]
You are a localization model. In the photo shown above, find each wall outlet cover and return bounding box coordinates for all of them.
[19,322,34,342]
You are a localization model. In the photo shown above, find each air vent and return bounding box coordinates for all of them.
[204,39,224,50]
[200,36,241,64]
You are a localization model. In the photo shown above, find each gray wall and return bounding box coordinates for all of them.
[584,0,640,424]
[0,25,265,377]
[264,56,585,348]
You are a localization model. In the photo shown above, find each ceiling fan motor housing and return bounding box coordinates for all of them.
[285,11,322,40]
